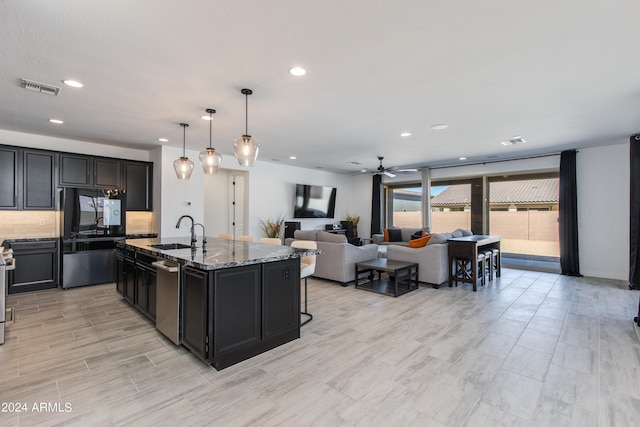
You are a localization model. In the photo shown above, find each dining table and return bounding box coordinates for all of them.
[448,235,501,291]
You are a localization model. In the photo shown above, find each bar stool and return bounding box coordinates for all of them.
[483,250,494,281]
[452,254,486,289]
[477,253,486,287]
[489,248,500,278]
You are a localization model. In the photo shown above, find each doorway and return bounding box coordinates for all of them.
[203,169,248,238]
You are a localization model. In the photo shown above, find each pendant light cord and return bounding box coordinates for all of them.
[245,92,249,135]
[209,111,213,149]
[180,122,189,157]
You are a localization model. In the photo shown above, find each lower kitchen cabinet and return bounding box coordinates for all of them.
[4,239,59,294]
[181,259,300,370]
[117,250,136,305]
[134,253,157,321]
[213,265,262,357]
[182,267,209,361]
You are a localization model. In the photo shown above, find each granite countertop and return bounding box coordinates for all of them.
[119,237,323,271]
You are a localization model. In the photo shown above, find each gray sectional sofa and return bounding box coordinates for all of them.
[286,230,379,285]
[386,229,473,287]
[372,227,430,246]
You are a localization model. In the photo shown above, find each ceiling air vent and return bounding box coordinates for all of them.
[21,79,61,96]
[501,136,526,146]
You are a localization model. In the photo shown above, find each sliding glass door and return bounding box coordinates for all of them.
[488,173,559,259]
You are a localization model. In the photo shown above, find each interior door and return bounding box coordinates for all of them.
[230,174,246,237]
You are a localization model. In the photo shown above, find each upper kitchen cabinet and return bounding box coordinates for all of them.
[22,150,55,210]
[0,147,55,210]
[124,161,152,211]
[0,147,19,209]
[60,154,120,188]
[94,157,121,188]
[59,153,91,187]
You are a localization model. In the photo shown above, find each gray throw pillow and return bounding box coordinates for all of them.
[451,229,463,238]
[461,229,473,236]
[427,233,449,245]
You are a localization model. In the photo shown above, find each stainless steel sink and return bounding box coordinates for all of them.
[148,243,192,250]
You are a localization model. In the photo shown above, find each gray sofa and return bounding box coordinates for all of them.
[286,230,379,285]
[386,229,472,287]
[372,227,430,246]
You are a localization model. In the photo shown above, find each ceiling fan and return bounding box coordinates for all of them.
[369,156,420,178]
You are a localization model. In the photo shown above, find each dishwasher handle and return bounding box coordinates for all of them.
[151,260,179,273]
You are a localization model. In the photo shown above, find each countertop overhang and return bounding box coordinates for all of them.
[118,237,323,271]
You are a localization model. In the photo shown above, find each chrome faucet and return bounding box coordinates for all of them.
[175,215,197,248]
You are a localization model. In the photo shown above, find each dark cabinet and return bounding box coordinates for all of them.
[5,239,59,294]
[116,247,135,302]
[116,251,126,296]
[1,144,153,212]
[94,158,121,189]
[262,260,299,339]
[124,161,152,211]
[134,254,157,321]
[124,254,136,304]
[0,147,19,209]
[182,267,210,361]
[199,259,299,370]
[213,265,262,357]
[22,150,55,210]
[59,154,91,187]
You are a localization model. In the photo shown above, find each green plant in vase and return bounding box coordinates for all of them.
[345,214,360,238]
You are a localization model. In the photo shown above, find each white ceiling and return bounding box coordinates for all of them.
[1,0,639,175]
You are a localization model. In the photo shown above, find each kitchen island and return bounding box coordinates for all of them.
[116,237,321,370]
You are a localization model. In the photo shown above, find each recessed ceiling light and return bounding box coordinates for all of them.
[361,169,368,173]
[289,156,297,160]
[158,138,168,142]
[289,67,306,76]
[62,80,84,88]
[48,119,63,124]
[459,157,467,160]
[400,132,412,137]
[201,115,213,121]
[431,124,448,130]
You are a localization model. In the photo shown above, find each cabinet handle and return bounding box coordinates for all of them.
[284,268,289,280]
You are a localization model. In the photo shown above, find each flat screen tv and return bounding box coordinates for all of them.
[294,184,337,218]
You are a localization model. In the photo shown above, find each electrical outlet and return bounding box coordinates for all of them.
[38,219,46,226]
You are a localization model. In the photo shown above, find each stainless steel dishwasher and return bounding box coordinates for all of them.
[152,259,180,344]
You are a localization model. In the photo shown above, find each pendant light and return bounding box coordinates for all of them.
[173,123,194,179]
[233,88,259,166]
[199,108,222,174]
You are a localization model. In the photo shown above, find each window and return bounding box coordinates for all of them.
[430,182,472,232]
[385,184,422,228]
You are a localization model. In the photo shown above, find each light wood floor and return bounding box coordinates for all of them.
[2,269,640,426]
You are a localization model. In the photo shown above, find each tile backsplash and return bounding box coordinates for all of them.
[0,210,154,240]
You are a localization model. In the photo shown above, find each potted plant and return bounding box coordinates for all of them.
[260,215,286,239]
[345,214,360,238]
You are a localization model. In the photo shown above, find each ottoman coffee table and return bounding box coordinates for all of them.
[355,258,419,297]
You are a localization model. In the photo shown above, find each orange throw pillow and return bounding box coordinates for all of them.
[409,235,430,248]
[383,229,389,242]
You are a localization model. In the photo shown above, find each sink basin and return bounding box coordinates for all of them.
[148,243,192,250]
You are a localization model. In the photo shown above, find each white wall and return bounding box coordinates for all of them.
[577,144,629,280]
[157,146,205,238]
[243,161,362,239]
